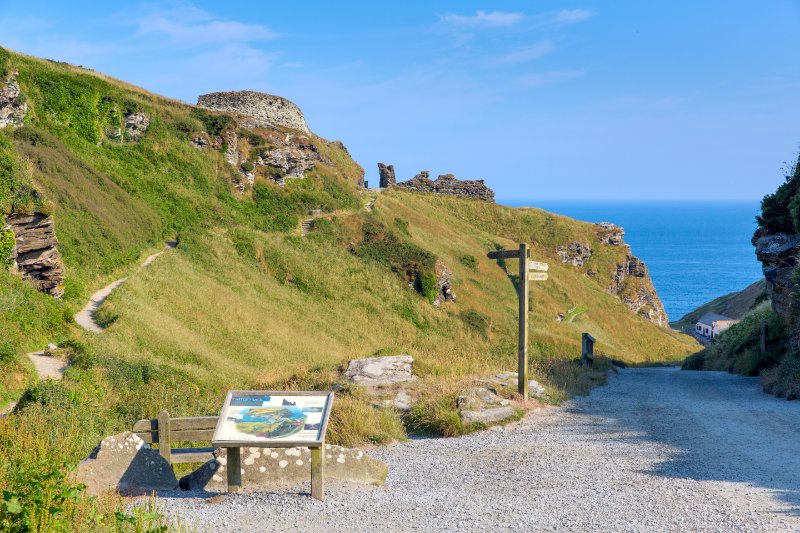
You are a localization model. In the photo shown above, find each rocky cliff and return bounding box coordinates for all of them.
[0,71,27,128]
[198,91,309,133]
[378,165,494,202]
[594,222,668,327]
[5,213,64,297]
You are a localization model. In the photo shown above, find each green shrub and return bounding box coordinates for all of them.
[416,272,438,304]
[757,152,800,233]
[0,47,9,80]
[459,254,477,270]
[0,229,14,268]
[681,351,705,370]
[459,309,491,337]
[191,108,232,137]
[394,217,409,235]
[241,160,254,172]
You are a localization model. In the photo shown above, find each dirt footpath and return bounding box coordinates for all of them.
[160,367,800,532]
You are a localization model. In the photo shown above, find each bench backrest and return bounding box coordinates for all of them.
[132,410,218,464]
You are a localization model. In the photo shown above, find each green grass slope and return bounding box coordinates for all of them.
[0,46,697,525]
[671,279,768,331]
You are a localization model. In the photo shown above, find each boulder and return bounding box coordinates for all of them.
[457,387,510,411]
[179,445,387,491]
[345,355,414,386]
[595,222,625,246]
[460,406,517,425]
[190,136,209,149]
[392,390,413,411]
[473,372,546,398]
[71,432,178,496]
[5,213,65,297]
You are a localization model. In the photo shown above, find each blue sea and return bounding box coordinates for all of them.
[500,200,764,322]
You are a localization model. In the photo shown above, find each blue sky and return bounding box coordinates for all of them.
[1,1,799,201]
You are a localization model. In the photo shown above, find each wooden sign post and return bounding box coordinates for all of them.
[488,244,549,400]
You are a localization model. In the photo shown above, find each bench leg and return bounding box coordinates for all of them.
[226,447,241,493]
[311,446,324,501]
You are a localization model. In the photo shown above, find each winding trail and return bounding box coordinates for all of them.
[160,367,800,532]
[74,241,176,333]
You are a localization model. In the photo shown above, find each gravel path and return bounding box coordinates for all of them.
[158,367,800,532]
[26,351,66,380]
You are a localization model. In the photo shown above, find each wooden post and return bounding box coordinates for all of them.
[518,243,529,400]
[310,445,324,501]
[582,333,595,368]
[760,320,768,354]
[226,447,242,493]
[157,410,171,464]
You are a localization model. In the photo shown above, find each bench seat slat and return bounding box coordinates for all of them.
[170,447,216,464]
[170,429,216,442]
[169,416,219,431]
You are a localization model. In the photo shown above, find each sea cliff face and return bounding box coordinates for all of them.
[752,229,800,320]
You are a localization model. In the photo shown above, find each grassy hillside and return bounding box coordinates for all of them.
[671,279,768,331]
[0,47,697,526]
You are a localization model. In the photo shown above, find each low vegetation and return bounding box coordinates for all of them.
[0,47,697,529]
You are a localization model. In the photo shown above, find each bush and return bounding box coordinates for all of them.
[191,108,232,137]
[240,160,254,172]
[0,229,14,268]
[681,351,705,370]
[459,254,477,270]
[757,152,800,233]
[459,309,490,337]
[416,272,438,304]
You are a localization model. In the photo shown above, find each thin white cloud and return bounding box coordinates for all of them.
[486,41,553,67]
[439,10,525,28]
[553,9,593,24]
[134,3,279,45]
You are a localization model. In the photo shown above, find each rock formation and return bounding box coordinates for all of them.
[197,91,310,133]
[5,213,64,297]
[123,111,149,141]
[253,134,332,183]
[382,167,495,202]
[0,71,27,128]
[752,229,800,318]
[557,242,592,266]
[378,163,396,188]
[595,222,625,246]
[433,261,456,307]
[593,222,668,326]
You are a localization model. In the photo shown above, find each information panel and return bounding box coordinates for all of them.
[212,390,334,448]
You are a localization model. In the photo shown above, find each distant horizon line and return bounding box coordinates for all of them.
[497,198,762,205]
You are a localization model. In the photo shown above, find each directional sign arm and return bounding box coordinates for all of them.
[487,250,521,260]
[528,261,549,272]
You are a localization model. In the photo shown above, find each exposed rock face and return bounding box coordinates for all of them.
[179,445,388,491]
[378,163,396,188]
[254,134,331,183]
[392,170,495,202]
[752,231,800,318]
[5,213,65,297]
[433,261,456,307]
[557,242,592,267]
[71,432,178,497]
[595,222,625,246]
[123,111,149,141]
[198,91,310,133]
[608,250,668,326]
[345,355,414,386]
[0,71,27,128]
[190,136,209,149]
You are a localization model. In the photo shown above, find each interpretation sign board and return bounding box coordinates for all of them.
[212,390,334,448]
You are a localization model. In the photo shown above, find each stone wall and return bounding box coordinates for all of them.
[378,163,396,188]
[197,91,309,133]
[385,168,494,202]
[5,213,65,297]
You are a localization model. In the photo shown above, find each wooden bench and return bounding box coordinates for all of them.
[132,410,218,466]
[582,332,596,368]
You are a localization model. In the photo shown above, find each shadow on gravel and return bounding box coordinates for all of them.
[575,367,800,516]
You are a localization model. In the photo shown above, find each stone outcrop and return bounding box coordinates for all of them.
[198,91,310,133]
[190,136,209,149]
[595,222,625,246]
[179,445,388,491]
[253,134,332,184]
[345,355,414,386]
[394,171,495,202]
[5,213,64,297]
[71,432,178,496]
[433,261,456,307]
[557,242,592,267]
[608,251,668,326]
[123,111,149,141]
[378,163,396,188]
[752,230,800,318]
[0,71,27,128]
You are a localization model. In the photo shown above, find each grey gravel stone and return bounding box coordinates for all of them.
[156,368,800,532]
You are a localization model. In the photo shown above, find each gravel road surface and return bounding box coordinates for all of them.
[159,367,800,532]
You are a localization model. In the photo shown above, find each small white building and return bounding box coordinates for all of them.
[696,313,739,339]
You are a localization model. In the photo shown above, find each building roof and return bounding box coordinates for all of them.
[697,312,736,325]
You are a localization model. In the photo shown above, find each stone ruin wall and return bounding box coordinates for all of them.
[377,164,494,202]
[197,91,310,133]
